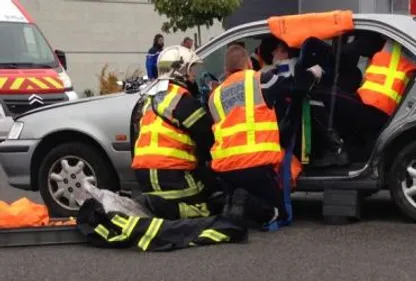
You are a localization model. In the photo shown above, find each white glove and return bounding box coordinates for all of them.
[307,64,324,81]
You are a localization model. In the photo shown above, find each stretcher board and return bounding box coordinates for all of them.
[0,218,86,248]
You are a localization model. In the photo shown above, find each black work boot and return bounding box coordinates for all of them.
[311,129,349,168]
[222,188,282,228]
[222,189,246,225]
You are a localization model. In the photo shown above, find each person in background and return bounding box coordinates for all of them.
[182,37,194,50]
[145,34,164,80]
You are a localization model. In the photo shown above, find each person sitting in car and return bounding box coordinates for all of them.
[265,37,349,168]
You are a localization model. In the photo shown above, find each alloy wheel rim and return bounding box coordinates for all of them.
[47,155,96,211]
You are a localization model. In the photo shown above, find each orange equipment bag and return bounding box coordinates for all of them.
[0,197,76,229]
[268,10,354,48]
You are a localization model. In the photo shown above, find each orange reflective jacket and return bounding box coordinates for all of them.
[268,10,354,48]
[131,84,198,170]
[208,70,283,172]
[357,40,416,116]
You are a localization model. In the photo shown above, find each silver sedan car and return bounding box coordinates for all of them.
[2,12,416,223]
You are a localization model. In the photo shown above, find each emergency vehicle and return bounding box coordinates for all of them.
[0,0,77,116]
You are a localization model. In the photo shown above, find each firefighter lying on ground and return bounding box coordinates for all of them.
[207,44,324,231]
[76,182,283,252]
[131,45,225,220]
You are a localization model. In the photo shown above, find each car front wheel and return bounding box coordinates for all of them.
[38,142,118,217]
[389,142,416,221]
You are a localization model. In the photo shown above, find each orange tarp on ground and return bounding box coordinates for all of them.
[268,10,354,48]
[0,197,75,229]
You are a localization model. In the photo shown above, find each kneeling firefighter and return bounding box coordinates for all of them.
[208,44,323,230]
[131,45,223,220]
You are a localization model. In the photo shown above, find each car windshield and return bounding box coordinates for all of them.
[0,22,58,68]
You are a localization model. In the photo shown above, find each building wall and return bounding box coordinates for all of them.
[19,0,224,94]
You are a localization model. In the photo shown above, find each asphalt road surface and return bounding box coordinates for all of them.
[1,167,416,281]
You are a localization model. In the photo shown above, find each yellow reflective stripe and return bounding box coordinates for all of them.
[142,98,151,113]
[10,78,24,90]
[108,216,140,242]
[212,85,226,149]
[149,118,162,148]
[361,81,401,102]
[183,108,206,128]
[111,214,128,229]
[137,218,163,251]
[199,229,230,242]
[184,171,197,188]
[215,122,278,138]
[366,65,407,80]
[94,224,109,239]
[213,86,225,120]
[156,85,179,115]
[150,169,162,192]
[179,202,210,218]
[0,77,7,88]
[212,143,280,159]
[178,202,187,218]
[135,146,196,161]
[144,180,204,200]
[386,43,402,89]
[28,77,49,89]
[244,71,256,145]
[140,124,193,145]
[189,242,197,247]
[44,77,63,88]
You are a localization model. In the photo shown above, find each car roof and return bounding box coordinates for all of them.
[0,0,30,23]
[197,12,416,54]
[353,13,416,40]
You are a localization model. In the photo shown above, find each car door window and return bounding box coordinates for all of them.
[199,37,263,82]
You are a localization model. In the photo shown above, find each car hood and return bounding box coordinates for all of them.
[14,92,128,120]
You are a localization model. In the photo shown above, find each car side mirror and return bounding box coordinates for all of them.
[55,49,67,70]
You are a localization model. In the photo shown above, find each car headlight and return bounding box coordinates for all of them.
[7,121,24,140]
[58,71,72,88]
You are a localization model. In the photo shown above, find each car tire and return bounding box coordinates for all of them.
[38,142,118,218]
[389,142,416,221]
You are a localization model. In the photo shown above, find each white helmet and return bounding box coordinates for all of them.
[157,45,203,79]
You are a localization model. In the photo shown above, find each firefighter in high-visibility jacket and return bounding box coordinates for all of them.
[356,39,416,126]
[131,45,223,220]
[208,44,323,229]
[310,37,416,146]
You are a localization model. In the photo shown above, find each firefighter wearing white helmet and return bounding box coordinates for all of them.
[157,45,203,80]
[131,45,223,220]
